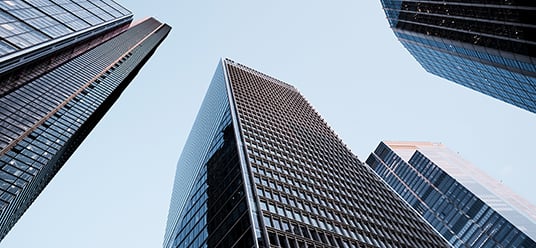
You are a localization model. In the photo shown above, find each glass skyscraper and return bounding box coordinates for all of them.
[366,141,536,247]
[380,0,536,113]
[164,59,449,248]
[0,0,170,241]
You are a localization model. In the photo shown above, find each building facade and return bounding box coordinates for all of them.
[366,141,536,247]
[163,59,449,248]
[380,0,536,113]
[0,0,170,240]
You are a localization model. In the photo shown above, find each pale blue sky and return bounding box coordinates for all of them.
[1,1,535,247]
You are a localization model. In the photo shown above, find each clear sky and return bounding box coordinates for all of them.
[2,1,536,247]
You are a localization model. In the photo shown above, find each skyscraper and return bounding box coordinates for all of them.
[164,59,449,248]
[0,0,170,240]
[380,0,536,113]
[366,141,536,247]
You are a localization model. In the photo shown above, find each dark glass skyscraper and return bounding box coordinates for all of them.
[366,141,536,247]
[0,0,170,241]
[164,59,449,248]
[380,0,536,113]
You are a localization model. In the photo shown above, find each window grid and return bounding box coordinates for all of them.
[225,61,449,248]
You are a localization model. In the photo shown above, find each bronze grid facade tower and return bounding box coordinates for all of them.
[164,59,449,248]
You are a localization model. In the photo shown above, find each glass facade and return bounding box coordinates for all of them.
[0,0,133,94]
[0,0,131,54]
[380,0,536,113]
[0,0,134,95]
[164,59,450,248]
[366,141,536,247]
[163,61,255,248]
[0,2,171,241]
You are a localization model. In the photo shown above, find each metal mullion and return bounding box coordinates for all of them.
[0,4,51,40]
[0,37,20,50]
[95,0,122,17]
[68,0,104,22]
[21,0,77,33]
[49,0,91,27]
[84,0,114,19]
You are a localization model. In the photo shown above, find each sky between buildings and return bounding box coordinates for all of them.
[1,1,535,247]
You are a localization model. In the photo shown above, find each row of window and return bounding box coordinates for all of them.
[0,20,151,150]
[400,1,536,25]
[402,38,535,91]
[172,169,208,248]
[396,31,536,73]
[398,6,531,41]
[249,148,425,227]
[244,129,381,207]
[265,222,365,248]
[0,0,131,52]
[401,40,536,112]
[0,50,120,217]
[0,21,128,96]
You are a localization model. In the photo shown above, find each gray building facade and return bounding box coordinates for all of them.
[367,141,536,247]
